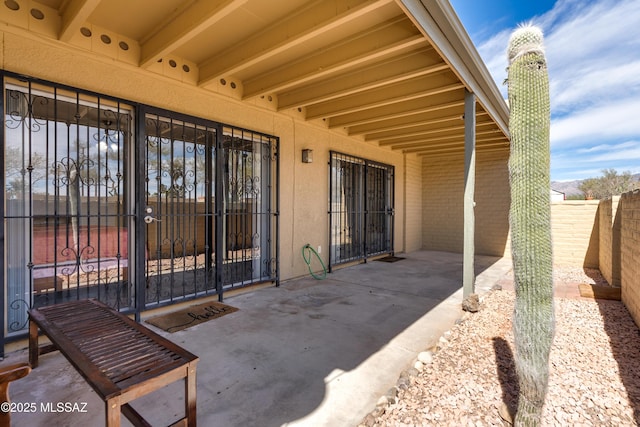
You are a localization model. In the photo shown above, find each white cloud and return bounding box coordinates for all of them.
[550,151,640,180]
[589,147,640,163]
[550,60,640,112]
[544,0,640,65]
[477,31,510,97]
[544,0,640,113]
[476,0,640,179]
[551,167,603,182]
[577,141,640,154]
[551,140,640,180]
[550,97,640,145]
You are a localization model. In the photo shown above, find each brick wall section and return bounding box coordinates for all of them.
[422,153,464,253]
[404,154,423,253]
[422,150,510,256]
[620,190,640,326]
[475,150,510,256]
[598,196,621,286]
[551,200,600,267]
[420,150,604,267]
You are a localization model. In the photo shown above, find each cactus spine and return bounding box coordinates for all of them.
[507,25,555,426]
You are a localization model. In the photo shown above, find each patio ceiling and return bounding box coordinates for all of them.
[0,0,509,156]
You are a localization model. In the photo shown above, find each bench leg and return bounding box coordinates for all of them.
[106,396,121,427]
[186,363,197,427]
[29,319,39,368]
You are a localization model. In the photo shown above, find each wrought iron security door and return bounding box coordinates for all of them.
[329,152,394,269]
[220,127,278,290]
[2,77,135,339]
[142,113,218,306]
[141,114,279,307]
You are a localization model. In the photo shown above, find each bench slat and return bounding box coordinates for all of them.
[29,299,198,400]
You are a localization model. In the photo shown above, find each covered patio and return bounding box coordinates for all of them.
[1,0,515,424]
[1,0,511,347]
[4,250,512,426]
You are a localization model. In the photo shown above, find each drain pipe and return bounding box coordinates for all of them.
[301,244,327,280]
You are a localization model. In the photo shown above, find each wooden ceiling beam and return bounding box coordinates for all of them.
[305,76,462,120]
[380,129,499,149]
[58,0,101,42]
[278,59,448,110]
[412,142,510,156]
[376,125,465,143]
[139,0,248,68]
[384,138,507,154]
[243,17,426,99]
[198,0,394,87]
[366,114,492,141]
[345,99,464,133]
[328,89,465,128]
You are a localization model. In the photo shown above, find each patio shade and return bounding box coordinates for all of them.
[0,0,509,156]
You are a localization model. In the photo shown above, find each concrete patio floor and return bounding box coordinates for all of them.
[3,250,512,427]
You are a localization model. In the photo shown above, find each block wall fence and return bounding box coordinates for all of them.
[420,155,640,326]
[598,191,640,326]
[552,191,640,326]
[421,155,602,266]
[550,200,600,268]
[421,150,511,257]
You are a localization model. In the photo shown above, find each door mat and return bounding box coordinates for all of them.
[145,301,239,333]
[578,284,621,301]
[375,256,405,263]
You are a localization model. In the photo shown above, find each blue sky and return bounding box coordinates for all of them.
[450,0,640,182]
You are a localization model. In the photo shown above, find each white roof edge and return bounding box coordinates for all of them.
[396,0,510,139]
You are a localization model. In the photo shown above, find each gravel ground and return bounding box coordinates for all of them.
[361,268,640,426]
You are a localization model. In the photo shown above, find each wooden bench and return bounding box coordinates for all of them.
[0,362,31,427]
[28,299,198,426]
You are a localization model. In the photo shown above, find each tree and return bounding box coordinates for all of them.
[578,169,639,199]
[4,146,47,198]
[506,25,554,426]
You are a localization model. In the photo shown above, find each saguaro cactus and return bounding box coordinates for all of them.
[507,25,555,426]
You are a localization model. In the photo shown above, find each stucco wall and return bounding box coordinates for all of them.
[421,150,510,257]
[1,30,409,282]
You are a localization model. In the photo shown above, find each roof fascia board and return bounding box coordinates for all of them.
[396,0,509,138]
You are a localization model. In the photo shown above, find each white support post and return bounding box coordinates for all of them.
[463,89,476,298]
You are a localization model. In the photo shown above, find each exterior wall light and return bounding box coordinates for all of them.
[302,149,313,163]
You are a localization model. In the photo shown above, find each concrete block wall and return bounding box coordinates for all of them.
[404,154,423,253]
[550,200,600,267]
[475,150,510,256]
[421,150,510,257]
[620,190,640,326]
[420,148,604,268]
[420,148,601,268]
[598,196,621,286]
[422,153,464,253]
